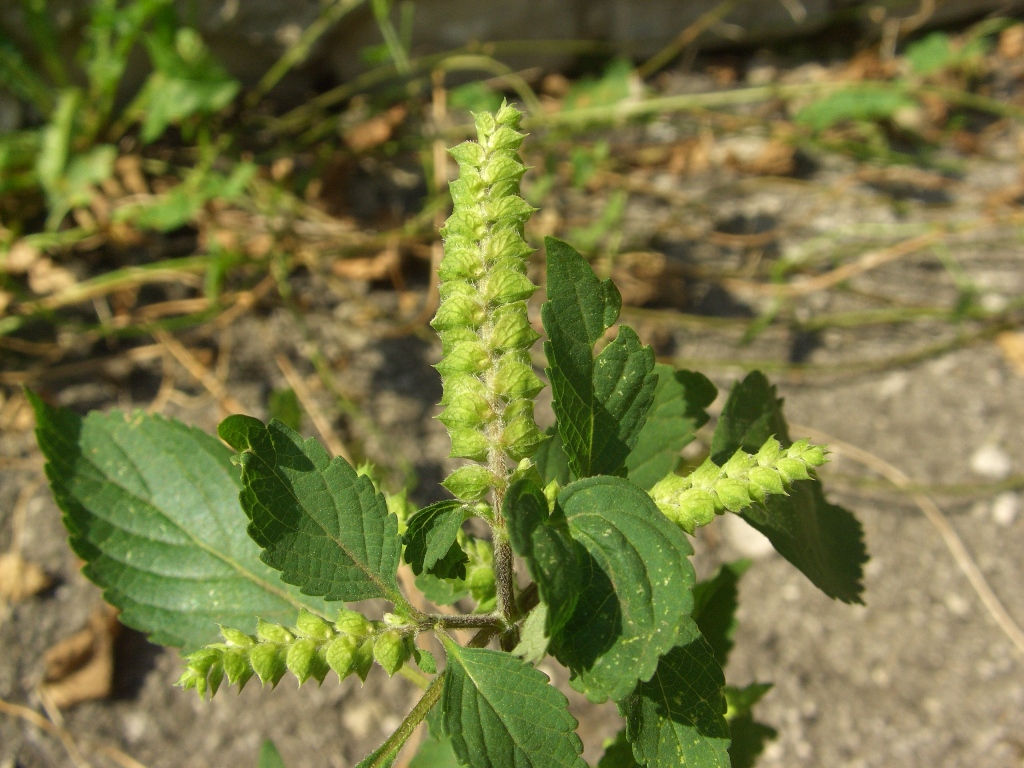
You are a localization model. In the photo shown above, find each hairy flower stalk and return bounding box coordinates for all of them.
[651,437,829,534]
[431,104,545,624]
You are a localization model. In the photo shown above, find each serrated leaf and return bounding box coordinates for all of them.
[505,479,581,635]
[623,619,730,768]
[542,237,657,479]
[441,640,587,768]
[597,730,641,768]
[29,394,339,652]
[692,560,751,668]
[625,366,716,490]
[711,372,867,603]
[257,740,287,768]
[550,477,695,702]
[725,684,776,768]
[404,501,467,579]
[219,415,402,604]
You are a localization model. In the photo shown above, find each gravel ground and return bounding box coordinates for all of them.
[3,70,1024,768]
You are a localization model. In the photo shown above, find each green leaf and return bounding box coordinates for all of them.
[505,479,581,635]
[625,366,716,490]
[257,740,287,768]
[404,501,467,579]
[542,237,657,479]
[623,619,730,768]
[597,730,641,768]
[409,731,463,768]
[533,427,572,486]
[512,603,550,664]
[711,372,867,603]
[29,394,338,652]
[268,388,302,432]
[441,640,587,768]
[415,573,470,606]
[550,477,695,702]
[794,84,916,132]
[219,415,403,605]
[692,560,750,667]
[725,684,777,768]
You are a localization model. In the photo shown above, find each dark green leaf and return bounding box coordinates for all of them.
[533,427,573,487]
[404,501,467,578]
[711,372,867,603]
[623,619,730,768]
[268,388,302,432]
[505,479,581,635]
[29,394,338,652]
[219,415,403,604]
[692,560,751,668]
[597,730,641,768]
[257,740,287,768]
[542,237,657,479]
[550,477,694,702]
[441,640,587,768]
[625,365,716,490]
[726,684,776,768]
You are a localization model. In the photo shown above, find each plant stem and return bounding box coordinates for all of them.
[360,671,447,768]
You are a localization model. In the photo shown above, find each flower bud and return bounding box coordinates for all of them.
[438,246,484,281]
[483,268,536,305]
[256,619,293,644]
[437,395,493,430]
[663,489,717,535]
[493,356,544,401]
[249,643,287,686]
[489,125,525,152]
[722,449,755,479]
[325,634,358,679]
[485,230,532,263]
[776,457,811,484]
[352,637,376,682]
[449,141,486,168]
[286,638,326,685]
[219,626,255,648]
[435,339,491,376]
[443,465,496,501]
[487,304,539,352]
[431,293,485,331]
[440,371,487,405]
[485,193,534,224]
[755,436,782,465]
[294,609,334,641]
[474,110,497,138]
[221,648,253,688]
[447,427,490,461]
[713,478,753,512]
[373,629,411,676]
[334,609,372,639]
[748,466,786,500]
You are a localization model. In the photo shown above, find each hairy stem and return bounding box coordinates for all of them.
[361,671,447,768]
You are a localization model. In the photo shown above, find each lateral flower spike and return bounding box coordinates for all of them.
[650,437,829,534]
[176,607,400,699]
[432,102,545,502]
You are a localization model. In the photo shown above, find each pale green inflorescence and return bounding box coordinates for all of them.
[651,437,829,534]
[177,609,418,698]
[432,103,545,503]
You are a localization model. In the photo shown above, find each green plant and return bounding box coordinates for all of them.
[1,0,239,226]
[30,104,867,767]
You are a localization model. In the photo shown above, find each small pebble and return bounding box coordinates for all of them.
[992,492,1019,527]
[970,444,1012,480]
